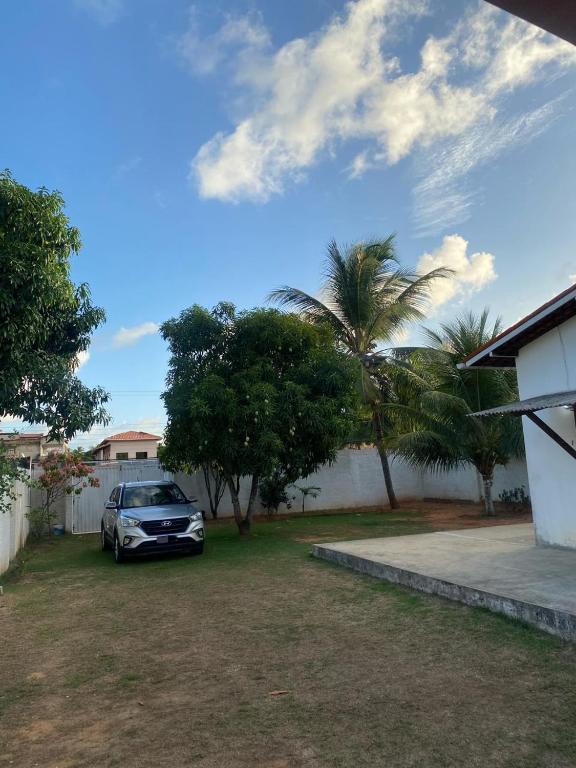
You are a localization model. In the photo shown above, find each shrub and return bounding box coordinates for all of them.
[30,450,99,536]
[499,486,530,514]
[259,474,292,517]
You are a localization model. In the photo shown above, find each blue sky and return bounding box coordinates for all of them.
[2,0,576,447]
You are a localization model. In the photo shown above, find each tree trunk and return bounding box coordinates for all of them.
[45,488,54,536]
[482,474,495,516]
[214,472,226,517]
[226,475,249,535]
[226,474,259,535]
[373,411,399,510]
[244,474,259,532]
[203,465,217,519]
[203,464,226,519]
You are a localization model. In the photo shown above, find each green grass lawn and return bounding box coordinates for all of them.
[7,508,434,577]
[2,510,576,768]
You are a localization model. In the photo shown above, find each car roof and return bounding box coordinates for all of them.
[121,480,175,488]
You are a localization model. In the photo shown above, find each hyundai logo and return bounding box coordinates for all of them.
[161,520,172,527]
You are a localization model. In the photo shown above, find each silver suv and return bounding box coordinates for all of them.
[101,480,205,564]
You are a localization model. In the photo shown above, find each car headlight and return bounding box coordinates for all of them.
[120,515,141,528]
[189,511,203,522]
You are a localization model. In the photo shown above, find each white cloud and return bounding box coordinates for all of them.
[477,12,576,95]
[74,0,124,26]
[76,350,90,369]
[191,0,426,202]
[412,94,568,235]
[347,150,372,179]
[178,8,270,77]
[112,322,159,348]
[416,234,497,311]
[186,0,576,206]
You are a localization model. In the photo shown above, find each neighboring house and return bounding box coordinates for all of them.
[0,432,66,463]
[92,431,162,461]
[463,283,576,549]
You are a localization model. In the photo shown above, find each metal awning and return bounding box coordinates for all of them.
[471,390,576,417]
[472,390,576,461]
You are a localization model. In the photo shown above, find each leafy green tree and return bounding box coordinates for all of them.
[0,171,109,439]
[389,311,523,515]
[160,304,358,535]
[269,237,448,509]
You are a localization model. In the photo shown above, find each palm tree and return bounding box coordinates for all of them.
[269,237,448,509]
[388,310,523,515]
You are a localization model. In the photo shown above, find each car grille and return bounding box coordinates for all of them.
[140,517,190,535]
[136,537,197,553]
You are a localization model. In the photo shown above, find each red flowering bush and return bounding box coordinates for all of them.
[30,449,100,536]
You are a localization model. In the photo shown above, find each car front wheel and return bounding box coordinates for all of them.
[114,533,125,564]
[101,525,110,551]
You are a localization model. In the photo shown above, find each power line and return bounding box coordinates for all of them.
[107,392,162,395]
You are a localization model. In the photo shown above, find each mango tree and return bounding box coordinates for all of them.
[160,304,358,535]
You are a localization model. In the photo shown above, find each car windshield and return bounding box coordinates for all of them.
[122,484,188,509]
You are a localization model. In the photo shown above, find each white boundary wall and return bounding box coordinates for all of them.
[66,460,173,534]
[0,477,31,575]
[66,451,529,532]
[175,449,529,518]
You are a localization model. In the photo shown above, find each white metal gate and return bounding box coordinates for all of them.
[67,460,173,534]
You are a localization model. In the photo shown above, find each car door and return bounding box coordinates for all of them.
[105,486,119,534]
[112,486,122,530]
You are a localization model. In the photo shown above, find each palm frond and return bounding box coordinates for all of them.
[386,310,523,478]
[267,286,351,344]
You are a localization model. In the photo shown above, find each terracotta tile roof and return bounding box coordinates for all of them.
[102,431,161,442]
[94,431,162,449]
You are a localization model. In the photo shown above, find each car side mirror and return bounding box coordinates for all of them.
[105,501,118,509]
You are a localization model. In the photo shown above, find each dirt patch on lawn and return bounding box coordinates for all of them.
[417,500,531,529]
[292,502,531,543]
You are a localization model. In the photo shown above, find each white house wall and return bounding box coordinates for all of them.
[98,440,159,460]
[516,316,576,548]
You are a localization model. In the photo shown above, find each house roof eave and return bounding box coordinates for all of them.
[461,284,576,369]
